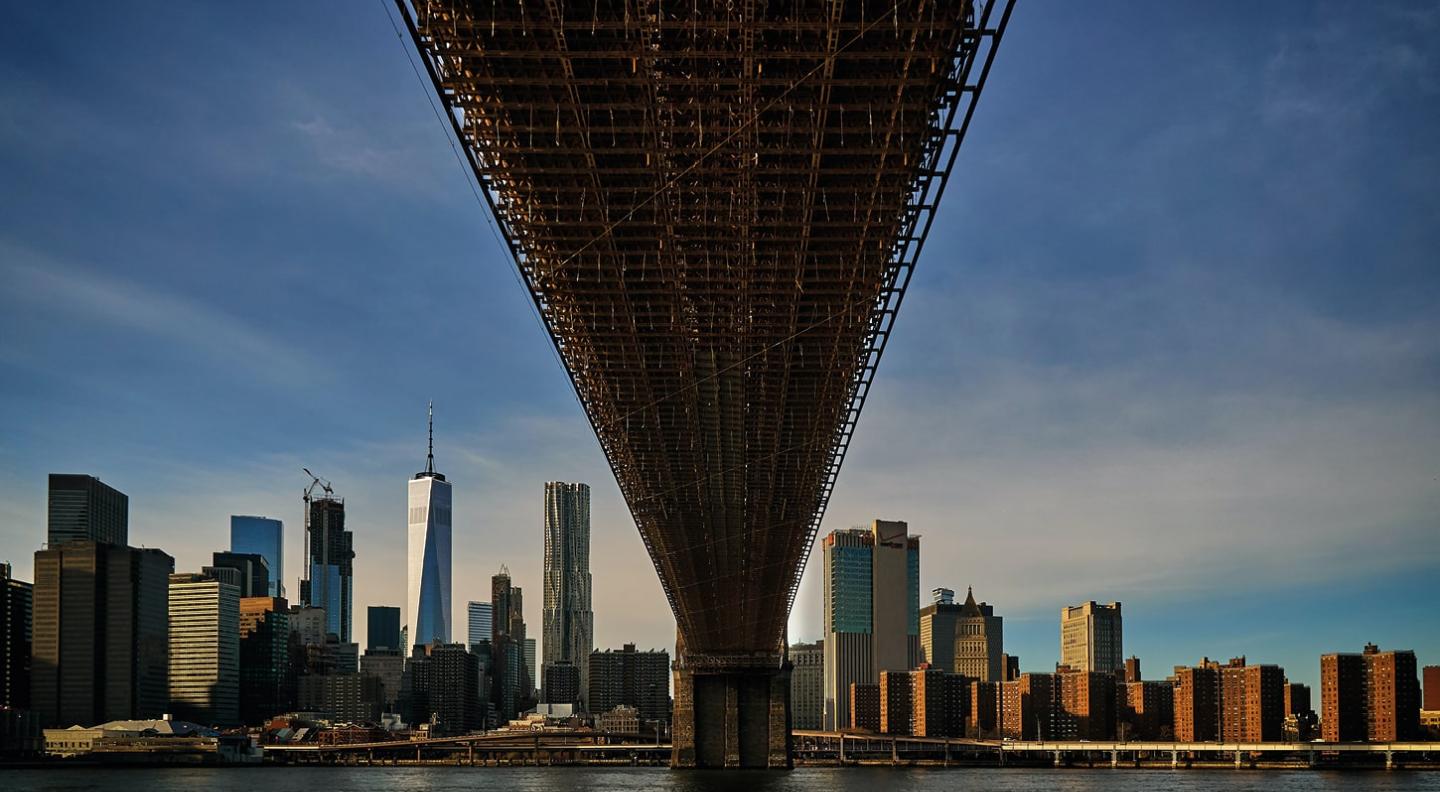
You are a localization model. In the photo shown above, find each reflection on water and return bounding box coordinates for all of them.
[3,767,1438,792]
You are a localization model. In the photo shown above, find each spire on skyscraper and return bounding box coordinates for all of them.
[415,401,445,481]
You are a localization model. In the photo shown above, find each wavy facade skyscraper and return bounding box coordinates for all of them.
[408,403,451,647]
[541,481,592,708]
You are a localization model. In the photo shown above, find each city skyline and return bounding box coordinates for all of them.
[1,1,1438,699]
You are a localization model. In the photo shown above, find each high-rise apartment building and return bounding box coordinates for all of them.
[1321,644,1421,742]
[1000,672,1056,740]
[1,563,33,710]
[789,641,824,730]
[239,596,292,725]
[360,649,405,714]
[207,552,270,598]
[230,515,284,597]
[1120,680,1174,740]
[408,404,452,646]
[1174,657,1284,742]
[1054,666,1116,741]
[1284,681,1312,715]
[541,481,593,708]
[168,573,240,725]
[467,601,493,648]
[879,666,970,737]
[919,586,1003,681]
[588,643,671,725]
[300,494,352,642]
[1422,666,1439,712]
[543,660,582,707]
[821,521,920,729]
[31,541,172,728]
[47,474,127,547]
[1059,601,1123,673]
[405,643,482,735]
[367,606,402,652]
[1174,660,1221,742]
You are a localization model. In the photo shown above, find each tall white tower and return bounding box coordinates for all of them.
[408,402,452,646]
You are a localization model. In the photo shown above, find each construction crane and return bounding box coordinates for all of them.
[300,468,333,599]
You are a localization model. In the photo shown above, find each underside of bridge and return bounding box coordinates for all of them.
[398,0,1011,767]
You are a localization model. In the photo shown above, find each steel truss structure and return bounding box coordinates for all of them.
[398,0,1013,665]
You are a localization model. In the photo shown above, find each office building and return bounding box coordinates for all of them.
[790,640,824,730]
[408,404,452,646]
[47,474,127,547]
[588,643,670,724]
[1059,601,1123,673]
[543,660,582,707]
[238,596,292,725]
[541,481,593,709]
[467,601,493,648]
[919,586,1003,681]
[206,552,270,598]
[2,563,32,711]
[229,516,284,597]
[31,542,172,728]
[367,606,402,652]
[168,573,240,725]
[1423,666,1439,712]
[360,649,405,714]
[821,521,920,729]
[405,643,482,735]
[525,638,538,697]
[490,568,531,720]
[1322,644,1421,742]
[300,494,353,642]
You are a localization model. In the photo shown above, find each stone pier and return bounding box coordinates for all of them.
[672,657,792,769]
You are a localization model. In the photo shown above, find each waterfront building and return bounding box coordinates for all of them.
[229,516,284,597]
[367,606,402,652]
[1000,672,1056,740]
[1120,680,1174,740]
[238,596,292,725]
[880,666,970,737]
[1423,665,1439,712]
[919,586,1002,681]
[541,481,594,709]
[47,474,127,547]
[1054,665,1116,741]
[597,705,639,734]
[1284,681,1312,716]
[298,672,382,723]
[206,552,270,598]
[588,643,670,724]
[405,643,482,735]
[31,541,172,728]
[1059,601,1123,673]
[1322,643,1421,742]
[789,640,824,730]
[849,683,880,732]
[821,521,920,729]
[467,601,493,648]
[1,563,32,710]
[543,660,582,707]
[408,404,452,646]
[1174,659,1220,741]
[1218,658,1284,742]
[300,493,352,643]
[970,680,1000,738]
[360,649,405,714]
[168,572,240,725]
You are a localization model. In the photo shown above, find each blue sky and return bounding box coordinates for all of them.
[1,2,1437,691]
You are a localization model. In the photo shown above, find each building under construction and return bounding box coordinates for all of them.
[396,0,1013,767]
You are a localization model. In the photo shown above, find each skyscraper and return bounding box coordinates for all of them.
[230,516,284,597]
[919,586,1003,681]
[789,641,824,730]
[490,568,530,720]
[1059,601,1123,673]
[31,541,172,727]
[300,492,352,642]
[408,402,452,646]
[525,637,538,698]
[239,596,292,725]
[541,481,593,707]
[588,643,671,725]
[1,563,33,710]
[168,572,240,725]
[47,474,127,547]
[207,551,270,598]
[467,601,493,648]
[1321,643,1421,741]
[821,520,920,729]
[367,605,402,652]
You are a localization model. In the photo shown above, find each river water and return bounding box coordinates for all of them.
[4,767,1439,791]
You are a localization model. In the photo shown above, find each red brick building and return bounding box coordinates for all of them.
[1321,644,1421,742]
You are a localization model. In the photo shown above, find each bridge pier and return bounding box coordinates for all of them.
[672,658,791,769]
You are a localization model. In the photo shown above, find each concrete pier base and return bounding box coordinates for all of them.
[672,661,792,768]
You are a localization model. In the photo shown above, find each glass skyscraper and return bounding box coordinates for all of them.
[408,403,452,646]
[230,515,284,597]
[300,495,352,642]
[467,601,493,648]
[368,605,402,652]
[48,474,128,547]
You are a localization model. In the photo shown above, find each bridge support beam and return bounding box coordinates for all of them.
[672,660,791,769]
